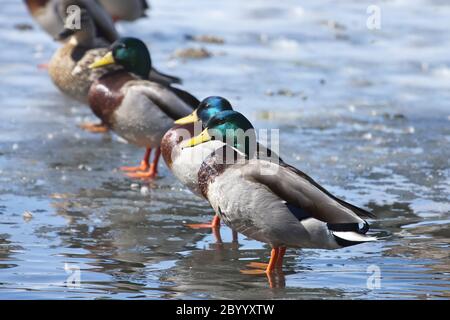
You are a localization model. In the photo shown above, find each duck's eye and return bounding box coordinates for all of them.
[207,118,226,128]
[112,43,126,52]
[214,118,226,125]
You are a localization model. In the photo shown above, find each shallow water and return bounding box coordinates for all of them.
[0,0,449,299]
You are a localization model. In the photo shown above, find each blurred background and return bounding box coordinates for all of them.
[0,0,448,299]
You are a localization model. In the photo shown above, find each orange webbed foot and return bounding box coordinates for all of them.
[120,161,149,172]
[186,215,221,230]
[38,63,49,70]
[79,122,109,133]
[240,269,268,275]
[185,223,215,229]
[186,215,223,243]
[240,270,286,288]
[125,164,157,179]
[247,262,269,270]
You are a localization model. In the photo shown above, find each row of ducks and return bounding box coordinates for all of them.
[25,0,377,280]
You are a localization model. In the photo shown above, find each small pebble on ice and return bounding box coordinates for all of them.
[130,183,140,190]
[173,47,212,59]
[405,126,415,134]
[23,211,33,221]
[78,164,92,171]
[362,133,373,140]
[140,186,150,195]
[15,23,33,31]
[185,34,224,44]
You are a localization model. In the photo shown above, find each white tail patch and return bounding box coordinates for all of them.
[333,231,377,243]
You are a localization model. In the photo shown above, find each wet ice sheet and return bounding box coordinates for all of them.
[0,0,449,299]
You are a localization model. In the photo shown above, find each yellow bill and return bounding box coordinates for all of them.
[89,52,115,69]
[174,110,199,125]
[181,128,212,148]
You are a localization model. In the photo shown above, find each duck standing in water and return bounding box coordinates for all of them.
[47,0,180,132]
[182,110,376,278]
[88,37,198,178]
[162,97,280,242]
[24,0,150,39]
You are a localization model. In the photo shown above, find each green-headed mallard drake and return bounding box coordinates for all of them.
[161,96,280,242]
[162,96,233,198]
[24,0,149,39]
[182,110,376,276]
[161,96,234,242]
[88,37,198,178]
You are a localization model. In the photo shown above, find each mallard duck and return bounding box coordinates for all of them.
[182,110,376,276]
[24,0,149,39]
[88,37,198,178]
[48,2,118,102]
[47,1,180,131]
[162,97,279,242]
[163,96,233,198]
[161,96,234,241]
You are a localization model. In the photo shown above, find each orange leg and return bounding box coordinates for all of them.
[126,147,160,179]
[265,248,280,273]
[276,247,286,269]
[79,122,109,133]
[121,148,151,172]
[211,216,223,244]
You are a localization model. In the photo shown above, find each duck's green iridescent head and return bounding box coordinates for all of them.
[183,110,256,156]
[174,96,233,127]
[89,37,151,79]
[197,97,233,124]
